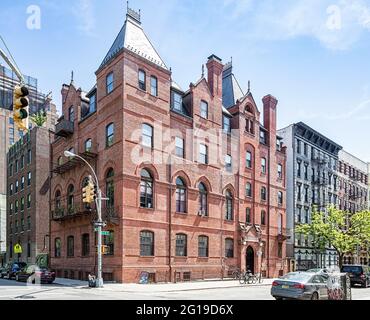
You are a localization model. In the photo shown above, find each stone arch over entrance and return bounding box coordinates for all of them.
[246,246,255,274]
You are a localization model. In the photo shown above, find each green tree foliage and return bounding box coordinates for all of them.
[30,111,47,127]
[296,205,370,268]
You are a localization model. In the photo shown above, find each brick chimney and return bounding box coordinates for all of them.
[262,94,278,137]
[206,54,223,98]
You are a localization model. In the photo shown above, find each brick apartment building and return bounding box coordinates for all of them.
[337,150,369,265]
[6,127,53,265]
[49,8,288,283]
[0,64,57,266]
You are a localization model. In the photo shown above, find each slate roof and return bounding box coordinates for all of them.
[99,10,168,71]
[222,62,244,108]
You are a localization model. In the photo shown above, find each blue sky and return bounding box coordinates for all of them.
[1,0,370,161]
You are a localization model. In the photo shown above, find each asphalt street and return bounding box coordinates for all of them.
[0,278,370,300]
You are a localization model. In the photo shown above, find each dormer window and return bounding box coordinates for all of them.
[260,130,267,145]
[172,92,182,112]
[139,70,146,91]
[89,93,96,113]
[223,116,231,134]
[200,101,208,119]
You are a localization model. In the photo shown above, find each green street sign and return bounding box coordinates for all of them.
[101,231,110,236]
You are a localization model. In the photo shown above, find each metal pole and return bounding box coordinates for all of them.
[96,189,103,288]
[64,152,103,287]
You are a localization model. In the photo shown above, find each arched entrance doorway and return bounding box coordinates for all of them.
[246,246,255,274]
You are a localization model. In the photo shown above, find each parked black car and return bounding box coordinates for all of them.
[15,265,56,284]
[341,265,370,288]
[3,262,27,280]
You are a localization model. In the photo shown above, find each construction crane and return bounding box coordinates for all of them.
[0,36,30,132]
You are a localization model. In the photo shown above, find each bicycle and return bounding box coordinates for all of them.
[231,268,242,280]
[239,271,258,284]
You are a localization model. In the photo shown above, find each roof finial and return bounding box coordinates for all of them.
[202,64,205,77]
[248,80,251,93]
[231,56,233,65]
[71,70,74,85]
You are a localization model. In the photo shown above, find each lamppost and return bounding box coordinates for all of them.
[64,150,104,288]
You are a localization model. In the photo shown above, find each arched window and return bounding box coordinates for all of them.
[85,139,92,152]
[175,234,187,257]
[198,236,209,257]
[199,183,208,216]
[246,183,252,198]
[142,124,153,148]
[54,190,61,209]
[67,236,74,257]
[278,191,284,206]
[140,169,153,209]
[55,238,61,258]
[81,233,90,257]
[106,123,114,147]
[67,185,74,212]
[246,151,252,168]
[176,177,187,213]
[261,186,267,201]
[106,169,114,208]
[245,105,253,114]
[225,190,233,221]
[140,231,154,256]
[261,210,267,226]
[225,238,234,258]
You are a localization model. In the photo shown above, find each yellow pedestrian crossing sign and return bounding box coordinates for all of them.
[14,244,22,254]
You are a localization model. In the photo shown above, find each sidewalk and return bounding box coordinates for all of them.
[54,278,275,293]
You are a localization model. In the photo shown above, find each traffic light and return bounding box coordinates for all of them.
[93,185,98,201]
[96,245,110,255]
[13,85,29,132]
[82,178,95,204]
[102,245,110,255]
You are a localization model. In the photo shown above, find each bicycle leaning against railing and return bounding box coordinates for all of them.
[239,270,264,285]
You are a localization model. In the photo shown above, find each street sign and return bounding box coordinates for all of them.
[101,231,110,236]
[94,222,107,228]
[14,244,22,254]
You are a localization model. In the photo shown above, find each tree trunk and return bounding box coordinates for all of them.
[338,253,344,270]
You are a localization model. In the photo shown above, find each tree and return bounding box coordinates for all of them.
[30,111,47,127]
[296,205,370,269]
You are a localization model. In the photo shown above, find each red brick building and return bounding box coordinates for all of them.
[50,8,288,283]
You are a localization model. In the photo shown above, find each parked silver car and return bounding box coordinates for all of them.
[271,272,329,300]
